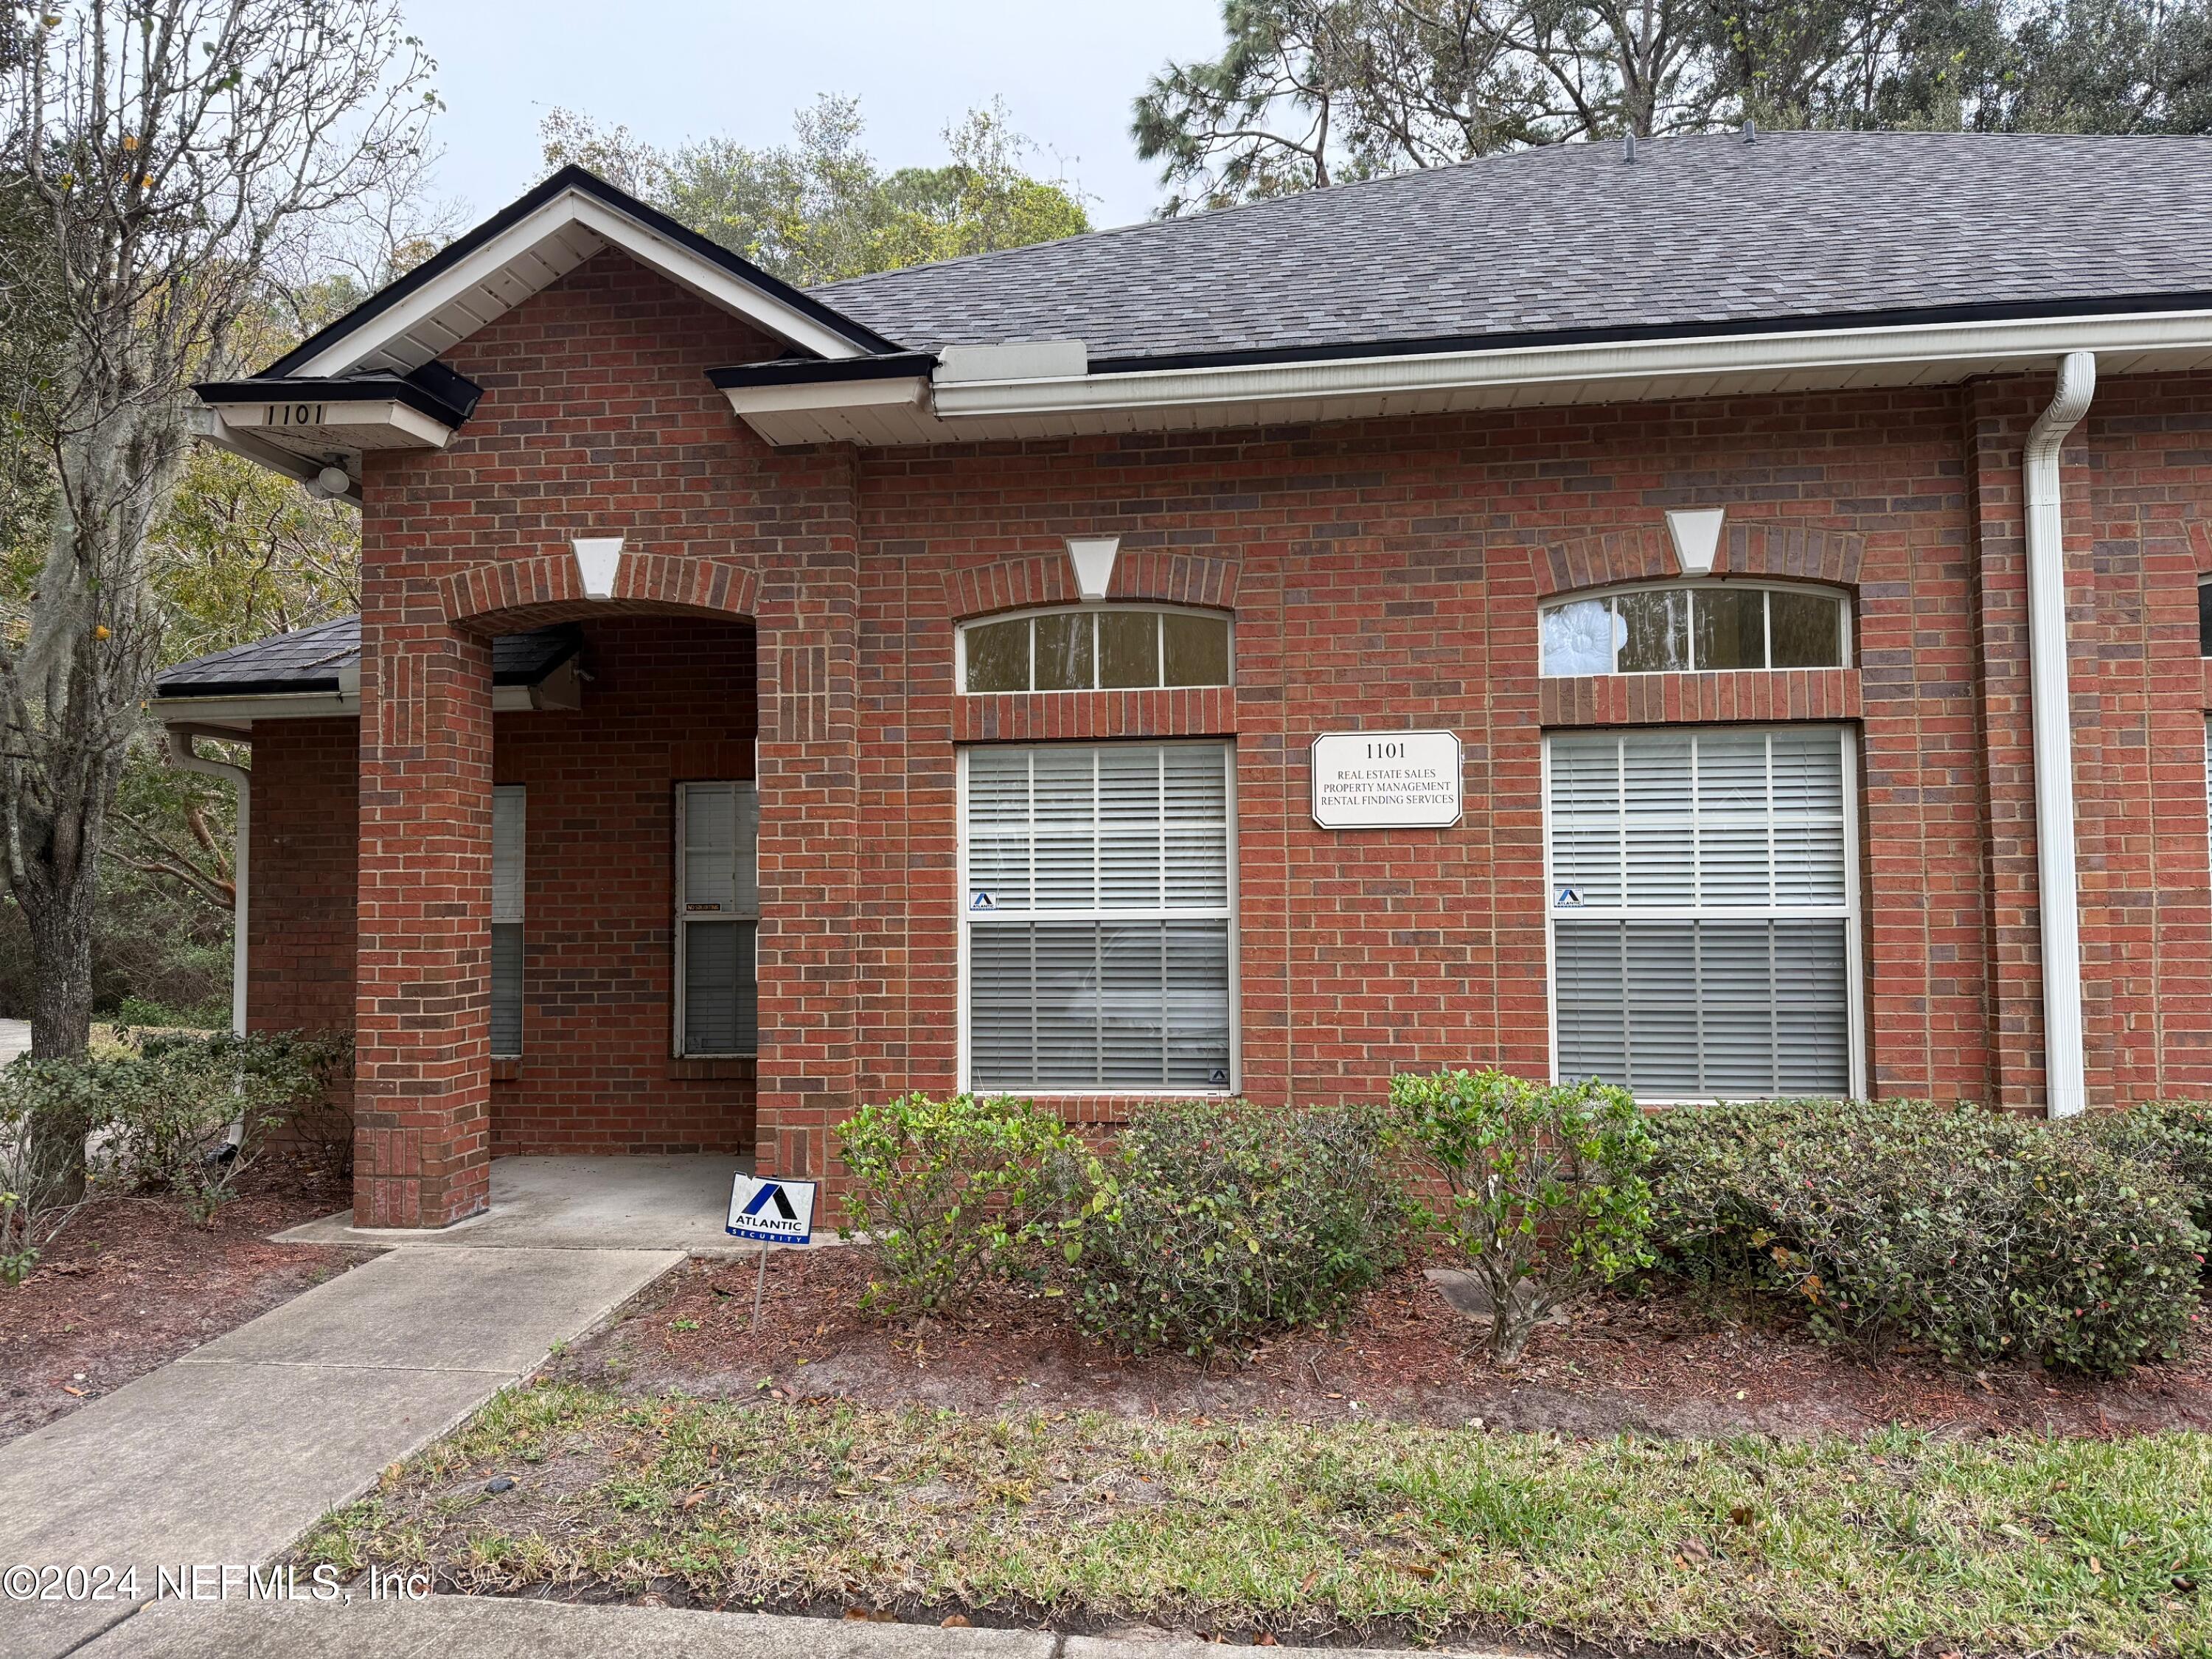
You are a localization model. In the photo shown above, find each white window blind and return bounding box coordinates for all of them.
[1545,726,1857,1098]
[491,785,524,1059]
[963,742,1235,1092]
[676,781,759,1056]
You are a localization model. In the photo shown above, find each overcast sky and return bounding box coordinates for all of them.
[411,0,1227,234]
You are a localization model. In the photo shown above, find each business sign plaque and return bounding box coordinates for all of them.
[1310,731,1463,830]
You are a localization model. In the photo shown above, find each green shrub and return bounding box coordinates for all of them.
[1390,1068,1655,1361]
[114,994,228,1031]
[836,1092,1091,1315]
[2074,1099,2212,1237]
[1649,1098,2205,1376]
[0,1056,128,1284]
[102,1031,349,1224]
[1057,1099,1410,1358]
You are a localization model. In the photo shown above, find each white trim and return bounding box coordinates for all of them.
[572,536,625,599]
[956,740,1241,1097]
[933,308,2212,429]
[203,397,453,449]
[1542,723,1866,1102]
[187,409,363,506]
[1065,536,1120,601]
[1537,577,1850,678]
[716,305,2212,445]
[953,603,1235,695]
[291,187,869,380]
[1666,507,1725,575]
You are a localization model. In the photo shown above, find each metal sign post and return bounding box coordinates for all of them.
[726,1175,818,1332]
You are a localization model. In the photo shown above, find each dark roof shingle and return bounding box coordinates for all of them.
[817,131,2212,364]
[156,618,580,699]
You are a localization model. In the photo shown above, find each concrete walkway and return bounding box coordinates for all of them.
[276,1153,754,1253]
[63,1596,1509,1659]
[0,1018,31,1066]
[0,1244,680,1659]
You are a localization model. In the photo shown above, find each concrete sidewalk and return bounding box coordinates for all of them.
[61,1596,1512,1659]
[0,1245,679,1659]
[275,1154,755,1253]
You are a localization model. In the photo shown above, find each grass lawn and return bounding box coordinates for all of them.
[298,1382,2211,1656]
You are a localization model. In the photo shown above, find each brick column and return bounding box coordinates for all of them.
[753,539,862,1187]
[353,624,495,1225]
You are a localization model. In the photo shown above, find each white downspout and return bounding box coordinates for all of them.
[166,731,248,1038]
[167,731,250,1150]
[2023,351,2096,1119]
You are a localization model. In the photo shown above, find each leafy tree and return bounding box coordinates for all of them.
[541,95,1089,285]
[0,1,434,1214]
[1135,0,2212,212]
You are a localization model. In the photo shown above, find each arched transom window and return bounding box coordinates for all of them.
[1540,581,1848,678]
[960,605,1232,694]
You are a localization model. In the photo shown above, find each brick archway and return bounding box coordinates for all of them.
[945,549,1241,621]
[1534,522,1865,599]
[439,550,760,633]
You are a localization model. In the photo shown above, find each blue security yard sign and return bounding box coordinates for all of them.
[726,1174,818,1245]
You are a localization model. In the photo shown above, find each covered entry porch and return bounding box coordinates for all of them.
[155,547,865,1231]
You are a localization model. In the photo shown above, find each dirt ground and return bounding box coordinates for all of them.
[0,1154,371,1444]
[552,1244,2212,1440]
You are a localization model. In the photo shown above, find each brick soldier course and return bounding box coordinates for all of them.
[163,131,2212,1227]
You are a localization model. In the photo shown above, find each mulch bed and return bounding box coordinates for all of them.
[0,1154,372,1444]
[551,1244,2212,1440]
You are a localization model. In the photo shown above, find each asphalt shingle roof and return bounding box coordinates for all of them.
[816,131,2212,365]
[156,618,578,698]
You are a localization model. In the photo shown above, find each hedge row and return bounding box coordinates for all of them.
[838,1084,2211,1375]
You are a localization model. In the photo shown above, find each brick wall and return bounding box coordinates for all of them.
[489,615,757,1153]
[234,244,2212,1220]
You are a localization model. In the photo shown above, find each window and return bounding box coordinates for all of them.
[1545,726,1860,1099]
[961,607,1232,693]
[491,785,524,1059]
[961,742,1235,1092]
[1540,582,1847,677]
[675,782,759,1057]
[2199,577,2212,656]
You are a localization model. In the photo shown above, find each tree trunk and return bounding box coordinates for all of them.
[27,870,95,1060]
[22,858,98,1203]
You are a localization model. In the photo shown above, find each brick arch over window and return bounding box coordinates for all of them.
[439,551,759,633]
[945,550,1240,622]
[1534,523,1865,599]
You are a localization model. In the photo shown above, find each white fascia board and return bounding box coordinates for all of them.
[206,397,454,450]
[719,375,931,417]
[928,306,2212,428]
[293,189,868,380]
[188,409,363,505]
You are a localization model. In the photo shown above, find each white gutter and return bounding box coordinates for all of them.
[926,308,2212,429]
[2023,351,2097,1119]
[166,731,249,1043]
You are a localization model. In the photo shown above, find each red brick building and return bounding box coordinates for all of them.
[159,132,2212,1228]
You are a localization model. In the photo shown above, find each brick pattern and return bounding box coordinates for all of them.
[344,248,858,1221]
[953,686,1239,742]
[353,625,494,1227]
[1535,522,1864,597]
[247,719,357,1137]
[240,243,2212,1220]
[1539,668,1860,726]
[489,616,759,1153]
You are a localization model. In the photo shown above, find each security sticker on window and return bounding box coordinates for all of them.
[970,891,996,911]
[1554,885,1585,908]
